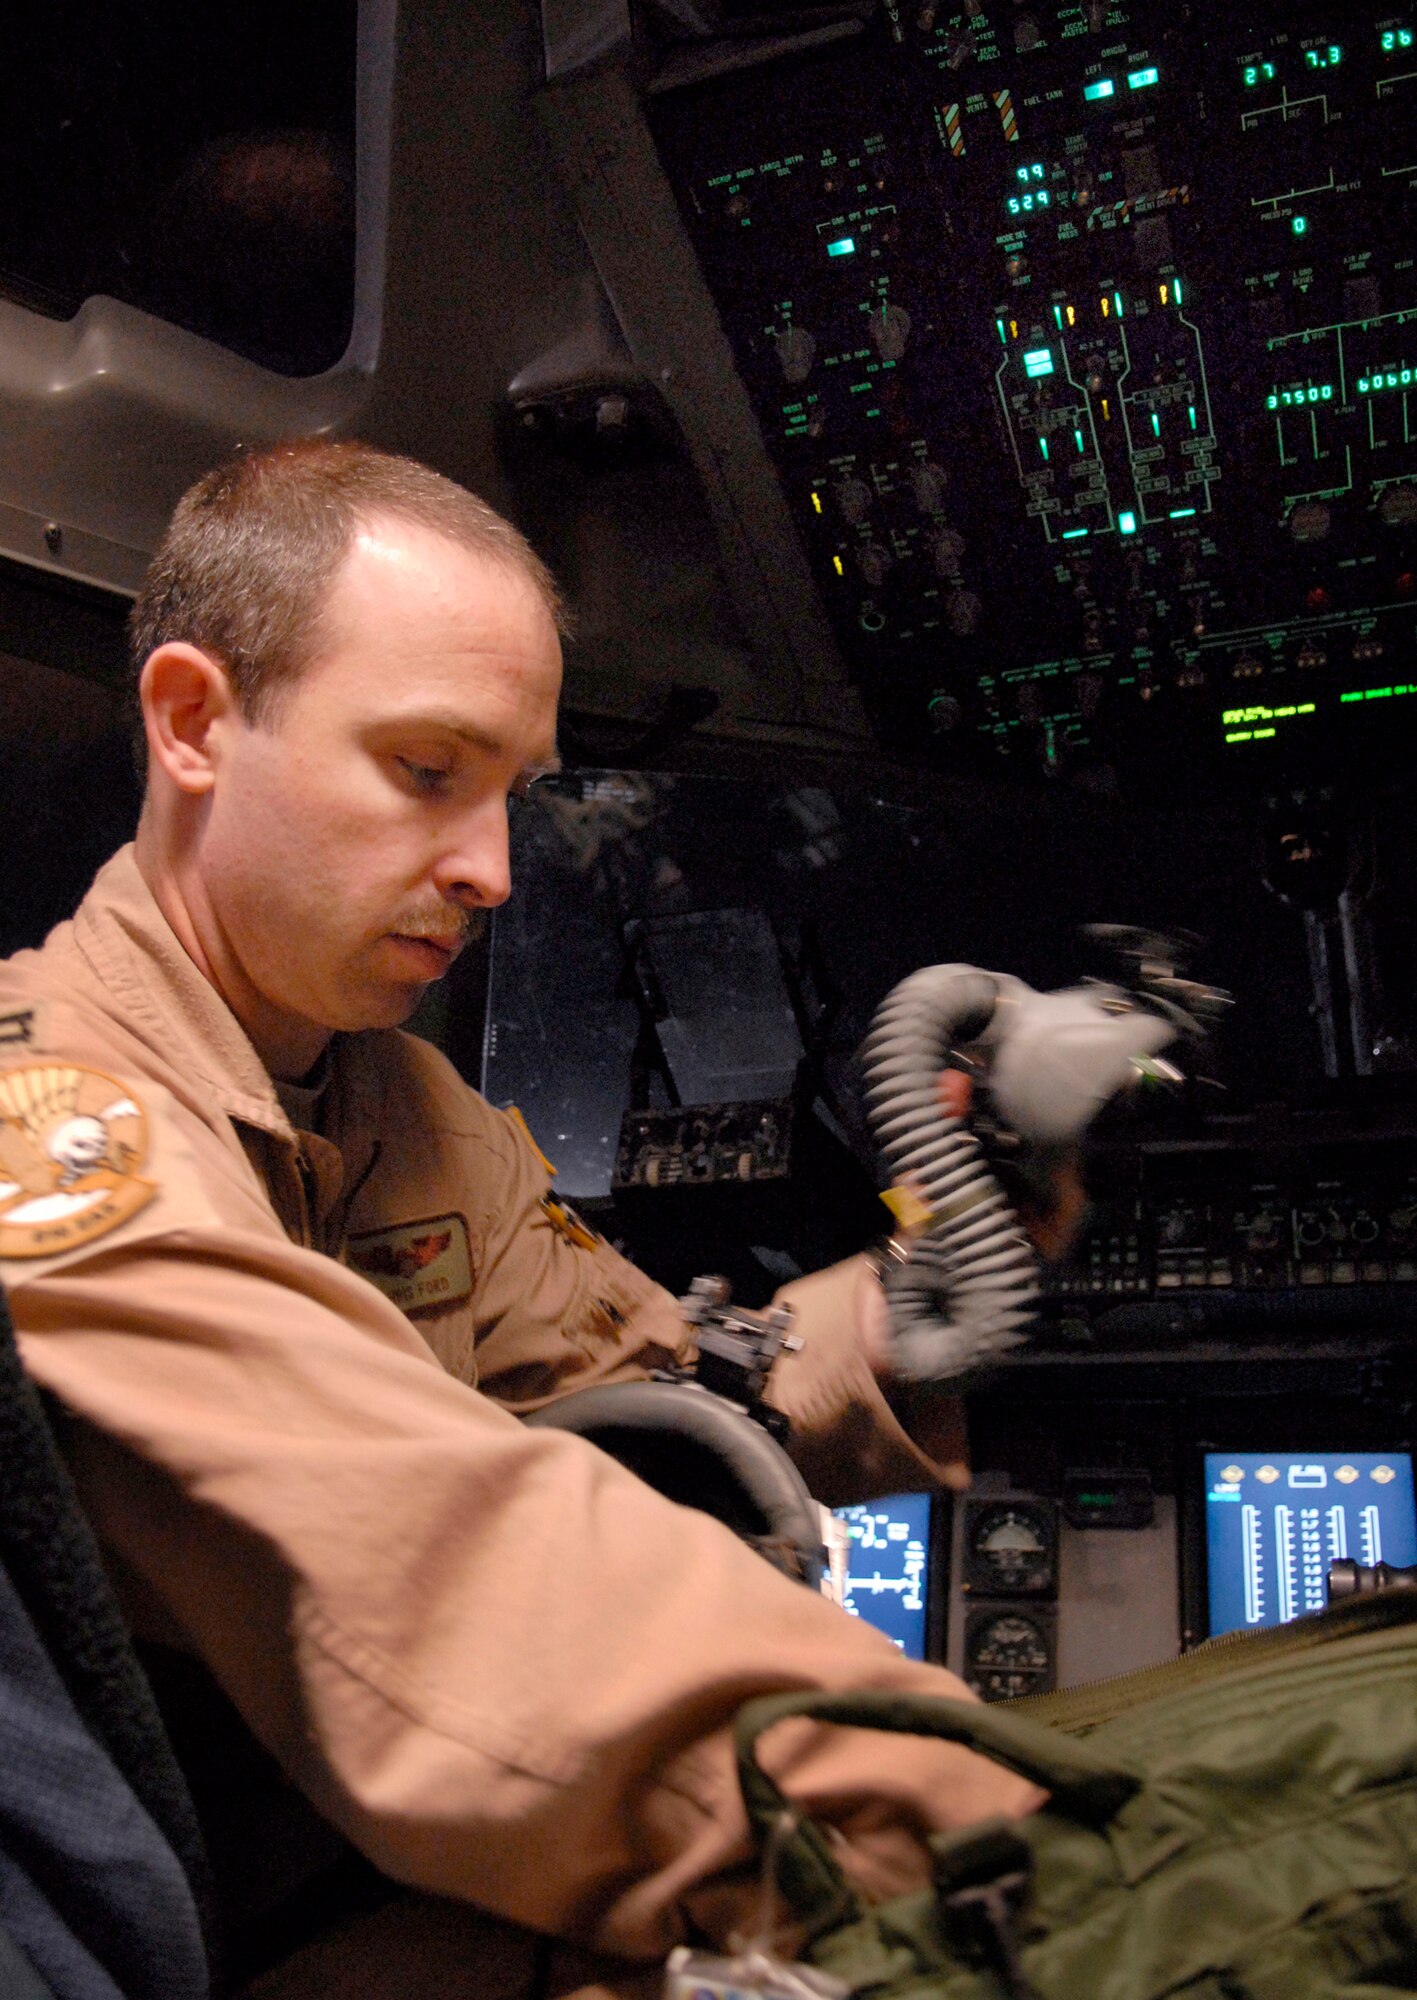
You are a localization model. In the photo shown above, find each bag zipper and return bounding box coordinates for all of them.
[1003,1589,1417,1732]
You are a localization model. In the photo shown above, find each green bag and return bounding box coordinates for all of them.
[734,1592,1417,1998]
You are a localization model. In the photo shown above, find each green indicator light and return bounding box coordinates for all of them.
[1039,436,1050,459]
[826,237,856,257]
[1169,506,1196,517]
[1174,279,1184,305]
[1292,215,1308,236]
[1084,79,1115,100]
[1024,348,1055,377]
[1119,510,1138,533]
[1053,305,1064,328]
[1226,731,1253,743]
[996,318,1008,346]
[1062,527,1089,539]
[1114,291,1125,316]
[1340,691,1363,703]
[1188,405,1198,427]
[1254,728,1276,739]
[1150,411,1161,436]
[1075,428,1086,453]
[1299,703,1316,714]
[1128,66,1159,89]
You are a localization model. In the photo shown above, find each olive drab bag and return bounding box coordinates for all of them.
[735,1591,1417,1999]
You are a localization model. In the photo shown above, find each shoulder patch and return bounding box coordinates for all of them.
[346,1212,474,1316]
[0,1064,156,1259]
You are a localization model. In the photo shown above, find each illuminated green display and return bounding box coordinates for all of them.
[1223,700,1317,744]
[1083,79,1114,101]
[1357,368,1416,394]
[1007,191,1050,213]
[826,237,856,257]
[1267,384,1334,408]
[1016,164,1046,183]
[1128,67,1159,89]
[1024,348,1055,377]
[1304,44,1342,66]
[1243,61,1276,84]
[1340,684,1417,701]
[1382,28,1414,50]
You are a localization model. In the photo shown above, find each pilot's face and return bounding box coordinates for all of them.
[199,518,561,1067]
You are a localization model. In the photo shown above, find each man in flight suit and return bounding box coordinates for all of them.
[0,442,1039,1998]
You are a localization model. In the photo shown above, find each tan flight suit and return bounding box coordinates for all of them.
[0,847,1037,1996]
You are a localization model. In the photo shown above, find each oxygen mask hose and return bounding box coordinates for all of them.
[861,966,1039,1386]
[861,937,1228,1385]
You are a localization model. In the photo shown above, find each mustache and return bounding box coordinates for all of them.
[388,907,489,948]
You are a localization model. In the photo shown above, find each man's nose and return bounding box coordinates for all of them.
[434,801,513,911]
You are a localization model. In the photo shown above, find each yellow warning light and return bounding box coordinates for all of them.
[1100,296,1110,317]
[811,491,823,512]
[1159,282,1169,304]
[832,555,844,574]
[1066,304,1076,325]
[1009,319,1019,339]
[1102,397,1111,420]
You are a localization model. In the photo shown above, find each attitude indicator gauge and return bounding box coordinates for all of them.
[962,1498,1059,1596]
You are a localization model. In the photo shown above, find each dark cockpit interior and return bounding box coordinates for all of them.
[2,2,1417,1985]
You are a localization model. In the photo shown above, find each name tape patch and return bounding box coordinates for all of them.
[346,1212,473,1316]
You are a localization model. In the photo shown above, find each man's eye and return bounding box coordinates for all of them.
[397,759,451,795]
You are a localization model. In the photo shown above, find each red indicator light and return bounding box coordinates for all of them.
[1304,586,1329,613]
[1396,571,1416,597]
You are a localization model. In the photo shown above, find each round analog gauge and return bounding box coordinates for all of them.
[970,1613,1051,1675]
[969,1504,1053,1591]
[966,1611,1052,1700]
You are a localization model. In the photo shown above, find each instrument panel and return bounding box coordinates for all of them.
[650,2,1417,779]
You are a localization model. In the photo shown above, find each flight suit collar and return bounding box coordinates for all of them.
[71,843,298,1144]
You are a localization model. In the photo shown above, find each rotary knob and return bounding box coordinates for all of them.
[1289,501,1331,543]
[772,325,816,384]
[909,461,948,512]
[930,526,967,574]
[1379,484,1417,528]
[858,543,894,588]
[946,588,983,635]
[835,478,873,524]
[869,303,912,363]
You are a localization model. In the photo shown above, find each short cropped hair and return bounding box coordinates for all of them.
[129,438,566,742]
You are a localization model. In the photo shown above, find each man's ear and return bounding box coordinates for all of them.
[140,644,238,797]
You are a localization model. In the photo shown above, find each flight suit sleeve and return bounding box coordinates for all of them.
[467,1096,968,1502]
[4,1074,1039,1961]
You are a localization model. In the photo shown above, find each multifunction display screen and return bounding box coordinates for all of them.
[834,1490,932,1657]
[1204,1449,1417,1634]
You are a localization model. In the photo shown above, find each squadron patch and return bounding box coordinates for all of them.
[346,1212,473,1316]
[0,1065,156,1259]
